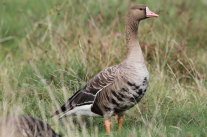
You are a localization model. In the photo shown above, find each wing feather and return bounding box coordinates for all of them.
[52,65,119,117]
[84,66,119,94]
[52,90,95,116]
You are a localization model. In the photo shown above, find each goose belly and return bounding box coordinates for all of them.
[111,76,149,114]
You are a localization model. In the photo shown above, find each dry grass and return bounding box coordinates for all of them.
[0,0,207,136]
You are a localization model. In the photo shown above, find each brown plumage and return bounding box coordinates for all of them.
[0,116,61,137]
[52,4,158,134]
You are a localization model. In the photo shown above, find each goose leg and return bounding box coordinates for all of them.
[117,116,123,132]
[104,120,111,134]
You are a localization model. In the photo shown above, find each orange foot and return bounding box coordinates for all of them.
[118,116,123,132]
[104,120,111,134]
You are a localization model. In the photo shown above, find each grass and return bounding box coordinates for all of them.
[0,0,207,136]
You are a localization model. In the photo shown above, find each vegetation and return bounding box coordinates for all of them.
[0,0,207,136]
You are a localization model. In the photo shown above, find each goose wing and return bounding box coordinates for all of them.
[52,65,120,117]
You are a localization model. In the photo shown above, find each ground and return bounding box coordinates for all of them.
[0,0,207,136]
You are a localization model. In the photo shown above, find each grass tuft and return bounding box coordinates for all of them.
[0,0,207,136]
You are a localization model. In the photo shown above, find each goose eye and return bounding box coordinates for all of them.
[139,8,144,10]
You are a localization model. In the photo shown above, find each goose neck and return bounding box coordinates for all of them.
[126,20,139,44]
[124,19,145,64]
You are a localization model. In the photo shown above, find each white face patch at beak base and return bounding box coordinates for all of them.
[146,7,159,18]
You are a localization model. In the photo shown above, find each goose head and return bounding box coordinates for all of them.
[127,4,159,21]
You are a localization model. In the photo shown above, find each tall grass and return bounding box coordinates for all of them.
[0,0,207,136]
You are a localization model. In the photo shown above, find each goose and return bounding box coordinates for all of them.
[52,4,158,134]
[0,115,61,137]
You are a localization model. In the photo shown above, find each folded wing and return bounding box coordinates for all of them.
[52,65,119,117]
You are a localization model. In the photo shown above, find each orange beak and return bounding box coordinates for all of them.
[146,7,159,18]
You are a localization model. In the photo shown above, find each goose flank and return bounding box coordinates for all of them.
[0,115,61,137]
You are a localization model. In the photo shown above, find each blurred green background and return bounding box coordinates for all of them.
[0,0,207,136]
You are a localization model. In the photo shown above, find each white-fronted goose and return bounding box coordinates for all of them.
[52,4,158,134]
[0,115,61,137]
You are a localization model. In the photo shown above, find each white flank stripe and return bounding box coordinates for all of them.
[59,104,100,119]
